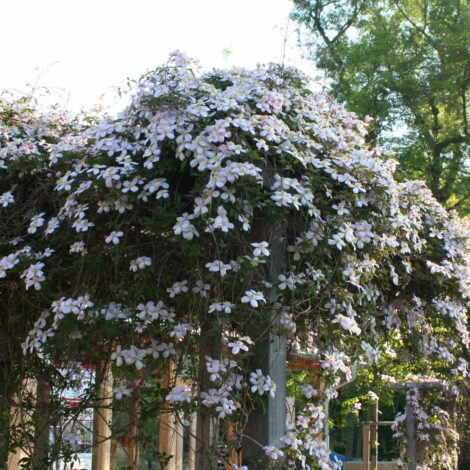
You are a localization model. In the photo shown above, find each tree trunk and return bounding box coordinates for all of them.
[430,148,444,202]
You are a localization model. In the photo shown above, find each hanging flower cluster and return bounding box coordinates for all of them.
[1,52,469,468]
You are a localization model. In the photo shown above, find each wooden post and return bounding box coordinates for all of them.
[286,397,295,424]
[187,413,197,470]
[110,439,117,470]
[159,410,183,470]
[194,335,220,470]
[324,397,330,447]
[242,219,287,465]
[362,422,370,470]
[449,397,459,469]
[92,362,113,470]
[159,366,184,470]
[195,412,217,470]
[356,420,363,464]
[369,403,378,470]
[390,382,444,470]
[32,375,51,467]
[7,378,37,470]
[127,401,141,469]
[226,421,242,468]
[405,400,416,470]
[345,412,356,461]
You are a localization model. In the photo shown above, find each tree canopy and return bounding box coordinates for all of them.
[290,0,470,213]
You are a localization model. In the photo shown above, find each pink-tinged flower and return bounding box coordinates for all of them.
[0,191,14,207]
[228,336,253,354]
[251,241,270,257]
[166,386,192,403]
[208,301,235,314]
[130,256,152,272]
[215,398,236,418]
[278,273,295,290]
[250,369,276,397]
[72,219,95,233]
[21,262,45,290]
[27,213,46,234]
[263,445,284,460]
[211,206,234,232]
[105,231,123,244]
[333,314,361,335]
[167,280,189,298]
[205,260,232,277]
[192,279,211,297]
[328,233,346,250]
[301,383,317,399]
[241,290,265,307]
[113,385,131,400]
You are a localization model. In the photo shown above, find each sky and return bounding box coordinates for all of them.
[1,0,316,112]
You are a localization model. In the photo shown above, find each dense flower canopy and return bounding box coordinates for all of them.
[1,52,469,469]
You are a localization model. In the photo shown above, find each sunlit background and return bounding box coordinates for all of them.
[2,0,316,111]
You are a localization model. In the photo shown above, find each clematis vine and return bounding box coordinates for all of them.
[1,52,468,469]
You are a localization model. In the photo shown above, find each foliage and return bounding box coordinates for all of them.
[290,0,470,213]
[0,52,469,469]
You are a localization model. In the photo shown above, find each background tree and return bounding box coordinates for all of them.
[290,0,470,214]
